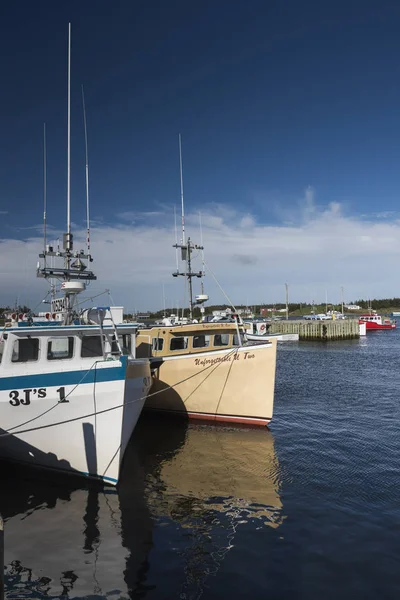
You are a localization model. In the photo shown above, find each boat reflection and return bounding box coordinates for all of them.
[0,457,153,598]
[1,416,283,599]
[130,416,284,599]
[134,417,283,528]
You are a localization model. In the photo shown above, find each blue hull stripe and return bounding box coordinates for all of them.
[83,472,118,483]
[0,357,127,391]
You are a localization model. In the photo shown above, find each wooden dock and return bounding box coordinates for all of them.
[267,319,359,341]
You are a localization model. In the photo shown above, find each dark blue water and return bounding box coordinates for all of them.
[2,330,400,599]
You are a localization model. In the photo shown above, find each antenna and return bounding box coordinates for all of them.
[174,205,179,271]
[43,123,47,262]
[199,211,205,294]
[66,22,71,262]
[285,283,289,321]
[179,133,185,245]
[81,84,91,255]
[163,283,166,317]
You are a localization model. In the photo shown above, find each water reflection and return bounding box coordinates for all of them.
[135,417,283,527]
[1,416,283,599]
[132,417,283,599]
[2,483,131,598]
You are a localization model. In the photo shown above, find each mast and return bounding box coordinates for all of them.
[174,205,179,271]
[199,211,205,295]
[66,22,72,269]
[172,135,204,321]
[285,283,289,321]
[37,23,96,323]
[43,123,47,265]
[179,133,185,245]
[163,283,166,318]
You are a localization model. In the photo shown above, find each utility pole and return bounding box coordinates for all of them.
[341,286,344,316]
[285,283,289,320]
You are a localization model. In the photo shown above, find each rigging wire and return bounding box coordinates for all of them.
[5,360,101,432]
[202,258,238,313]
[0,347,241,439]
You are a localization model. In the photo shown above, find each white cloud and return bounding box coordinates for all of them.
[1,191,400,311]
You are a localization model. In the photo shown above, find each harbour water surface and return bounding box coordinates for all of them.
[2,330,400,599]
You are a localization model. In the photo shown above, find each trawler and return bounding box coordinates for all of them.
[137,136,277,426]
[0,24,151,484]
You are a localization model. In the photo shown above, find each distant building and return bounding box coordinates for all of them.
[212,307,232,318]
[344,304,361,310]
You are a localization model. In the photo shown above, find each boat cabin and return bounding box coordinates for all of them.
[136,322,243,358]
[0,323,140,373]
[359,314,387,324]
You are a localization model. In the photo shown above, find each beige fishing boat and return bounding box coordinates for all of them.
[136,321,277,426]
[136,135,277,426]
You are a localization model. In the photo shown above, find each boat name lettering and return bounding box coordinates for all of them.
[8,387,68,407]
[194,355,233,367]
[9,388,47,406]
[51,298,66,313]
[194,352,255,367]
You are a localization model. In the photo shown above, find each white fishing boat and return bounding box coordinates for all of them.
[0,23,151,485]
[243,321,299,342]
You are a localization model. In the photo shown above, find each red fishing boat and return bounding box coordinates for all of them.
[358,314,396,330]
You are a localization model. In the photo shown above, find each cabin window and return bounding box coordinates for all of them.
[152,337,164,351]
[47,337,74,360]
[0,339,5,364]
[81,335,103,358]
[214,333,230,347]
[192,334,211,348]
[120,334,132,355]
[12,338,40,362]
[233,334,240,346]
[111,334,132,355]
[170,336,188,351]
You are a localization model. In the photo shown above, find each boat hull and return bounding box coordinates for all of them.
[0,358,150,485]
[245,332,299,342]
[360,322,396,330]
[144,341,277,426]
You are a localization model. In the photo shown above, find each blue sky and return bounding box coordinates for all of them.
[2,1,400,310]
